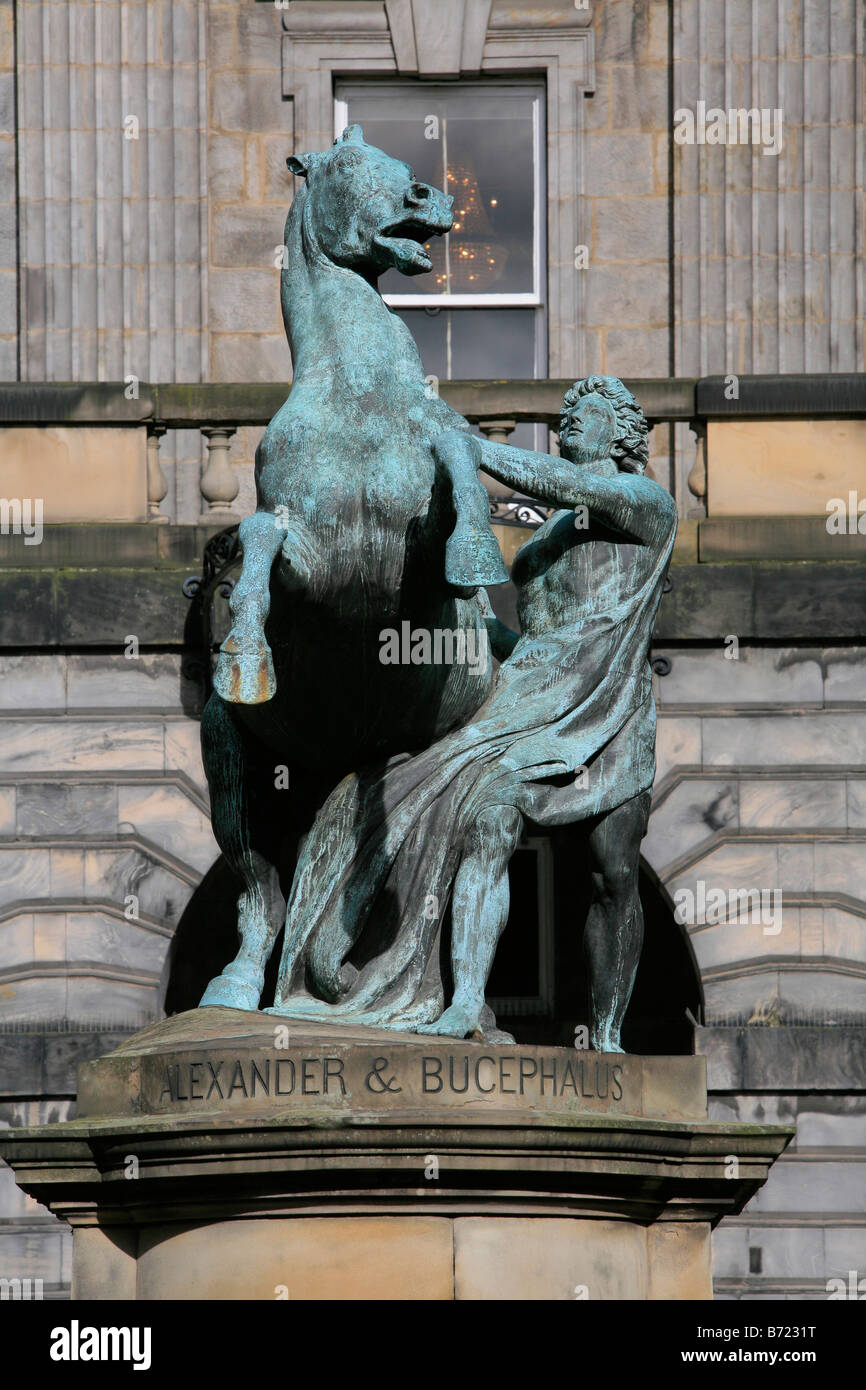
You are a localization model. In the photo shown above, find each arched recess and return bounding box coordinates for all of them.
[484,824,704,1054]
[166,829,703,1057]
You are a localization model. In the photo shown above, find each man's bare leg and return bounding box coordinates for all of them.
[416,805,523,1038]
[583,790,651,1053]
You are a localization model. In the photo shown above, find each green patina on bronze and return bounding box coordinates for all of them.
[199,126,506,1015]
[199,129,676,1051]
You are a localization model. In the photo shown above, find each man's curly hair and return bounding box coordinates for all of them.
[559,374,649,474]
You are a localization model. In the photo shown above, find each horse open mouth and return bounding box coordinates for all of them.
[374,219,444,275]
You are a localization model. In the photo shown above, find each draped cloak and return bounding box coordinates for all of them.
[269,476,678,1029]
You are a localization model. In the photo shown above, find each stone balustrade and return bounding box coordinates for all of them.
[1,374,865,528]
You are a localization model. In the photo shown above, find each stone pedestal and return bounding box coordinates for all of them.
[0,1008,792,1301]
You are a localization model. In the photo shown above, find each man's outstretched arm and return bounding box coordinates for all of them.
[434,430,670,546]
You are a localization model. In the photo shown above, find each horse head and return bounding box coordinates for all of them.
[286,124,453,280]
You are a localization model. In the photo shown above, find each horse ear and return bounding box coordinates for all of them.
[337,124,365,146]
[286,154,309,177]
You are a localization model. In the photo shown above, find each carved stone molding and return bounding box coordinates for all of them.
[384,0,493,76]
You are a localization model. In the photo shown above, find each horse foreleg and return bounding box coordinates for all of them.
[198,694,286,1011]
[436,432,509,588]
[214,510,283,704]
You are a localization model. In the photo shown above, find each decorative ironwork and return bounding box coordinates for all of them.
[182,524,242,700]
[489,498,552,527]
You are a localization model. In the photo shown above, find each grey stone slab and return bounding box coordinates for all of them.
[644,778,738,874]
[66,654,188,711]
[210,74,287,137]
[657,646,823,705]
[0,656,65,710]
[0,846,50,903]
[701,1027,866,1092]
[814,841,866,898]
[0,1228,66,1282]
[116,784,214,873]
[212,205,285,269]
[41,1036,129,1097]
[825,649,866,703]
[64,977,160,1028]
[824,1228,866,1272]
[0,338,17,380]
[82,846,192,922]
[206,134,245,199]
[780,972,866,1021]
[845,780,866,828]
[702,713,864,768]
[54,569,192,647]
[742,1226,826,1281]
[756,564,866,639]
[711,1225,749,1278]
[163,720,208,794]
[585,264,669,331]
[208,268,281,334]
[583,133,656,198]
[796,1106,866,1148]
[0,721,163,774]
[596,1,655,62]
[0,574,58,645]
[592,194,668,264]
[656,566,754,640]
[49,847,83,897]
[0,1032,43,1098]
[605,327,670,378]
[748,1158,866,1214]
[211,332,291,383]
[66,912,169,976]
[16,783,116,837]
[236,2,284,70]
[739,779,846,829]
[700,518,866,563]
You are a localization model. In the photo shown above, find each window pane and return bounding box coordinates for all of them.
[397,307,536,379]
[338,84,541,297]
[396,308,541,450]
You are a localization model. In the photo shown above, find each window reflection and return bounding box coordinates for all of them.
[338,84,541,298]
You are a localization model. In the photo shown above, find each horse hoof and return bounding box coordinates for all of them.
[445,529,509,587]
[213,644,277,704]
[200,972,262,1011]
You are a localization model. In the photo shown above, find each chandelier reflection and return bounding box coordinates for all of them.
[422,160,509,293]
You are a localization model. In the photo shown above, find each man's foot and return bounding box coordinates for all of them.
[416,1001,485,1039]
[591,1028,625,1054]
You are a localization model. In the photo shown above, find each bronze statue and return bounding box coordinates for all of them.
[267,376,677,1052]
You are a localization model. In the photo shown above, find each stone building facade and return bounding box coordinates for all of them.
[0,0,864,1300]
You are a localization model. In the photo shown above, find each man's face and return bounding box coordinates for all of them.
[559,393,617,465]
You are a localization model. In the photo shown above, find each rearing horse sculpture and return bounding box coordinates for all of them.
[199,126,507,1012]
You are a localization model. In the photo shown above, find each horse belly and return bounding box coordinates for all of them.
[249,592,492,771]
